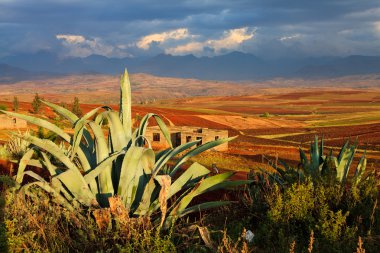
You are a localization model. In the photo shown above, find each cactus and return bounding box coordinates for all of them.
[2,69,247,228]
[266,135,367,188]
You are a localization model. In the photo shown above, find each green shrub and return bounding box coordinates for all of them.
[259,112,270,118]
[2,184,176,252]
[248,136,380,252]
[0,145,9,160]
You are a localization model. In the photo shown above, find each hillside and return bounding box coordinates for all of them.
[2,51,380,81]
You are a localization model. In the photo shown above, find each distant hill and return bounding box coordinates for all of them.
[1,51,380,81]
[0,64,32,82]
[295,55,380,78]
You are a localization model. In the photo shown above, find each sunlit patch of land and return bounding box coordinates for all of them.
[1,74,380,171]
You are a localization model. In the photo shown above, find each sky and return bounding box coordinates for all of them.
[1,0,380,59]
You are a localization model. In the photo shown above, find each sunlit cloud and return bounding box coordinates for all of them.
[165,27,256,55]
[136,28,192,50]
[165,41,203,55]
[205,27,256,52]
[279,34,301,41]
[56,34,130,57]
[56,34,86,44]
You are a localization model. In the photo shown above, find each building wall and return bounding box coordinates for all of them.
[0,115,27,129]
[146,126,229,152]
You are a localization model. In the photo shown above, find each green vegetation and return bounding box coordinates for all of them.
[4,130,31,160]
[71,96,83,117]
[0,71,379,252]
[12,96,18,112]
[259,112,271,118]
[1,70,243,230]
[0,105,7,112]
[248,136,380,252]
[31,93,42,114]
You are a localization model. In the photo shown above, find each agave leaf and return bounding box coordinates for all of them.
[134,177,156,215]
[56,169,96,207]
[319,135,324,159]
[40,152,58,176]
[2,110,92,171]
[149,162,210,214]
[71,107,101,160]
[25,159,44,169]
[22,170,47,184]
[299,147,309,166]
[310,135,319,172]
[15,148,35,185]
[41,100,78,124]
[204,179,251,193]
[22,181,74,211]
[170,136,236,177]
[155,148,172,162]
[43,100,94,149]
[83,152,121,185]
[170,172,234,216]
[177,201,230,218]
[20,134,96,206]
[21,135,81,175]
[338,140,349,163]
[153,140,199,176]
[168,162,209,199]
[118,146,155,208]
[120,69,132,137]
[353,151,367,185]
[166,172,234,226]
[1,111,70,141]
[51,177,74,202]
[336,143,356,183]
[138,113,173,148]
[104,111,129,152]
[88,122,114,194]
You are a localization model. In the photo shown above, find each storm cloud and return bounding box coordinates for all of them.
[0,0,379,58]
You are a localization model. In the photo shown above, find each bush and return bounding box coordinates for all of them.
[247,136,380,252]
[259,112,270,118]
[1,182,176,252]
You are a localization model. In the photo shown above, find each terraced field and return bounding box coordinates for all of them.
[1,82,380,171]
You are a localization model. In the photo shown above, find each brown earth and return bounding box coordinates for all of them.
[1,75,380,170]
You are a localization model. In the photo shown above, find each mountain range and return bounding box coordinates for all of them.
[1,51,380,82]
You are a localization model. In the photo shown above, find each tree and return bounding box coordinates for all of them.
[31,93,42,114]
[72,97,82,117]
[13,96,19,112]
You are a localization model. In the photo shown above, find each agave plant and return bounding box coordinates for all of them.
[263,136,367,188]
[2,69,247,228]
[6,130,31,160]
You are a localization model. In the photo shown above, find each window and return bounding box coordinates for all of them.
[153,133,160,142]
[215,136,219,141]
[186,136,192,142]
[196,137,202,146]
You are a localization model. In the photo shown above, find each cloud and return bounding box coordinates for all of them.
[136,28,192,50]
[205,27,256,52]
[165,41,203,55]
[374,22,380,36]
[2,0,380,58]
[56,33,130,57]
[56,34,86,44]
[165,27,256,55]
[279,34,301,41]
